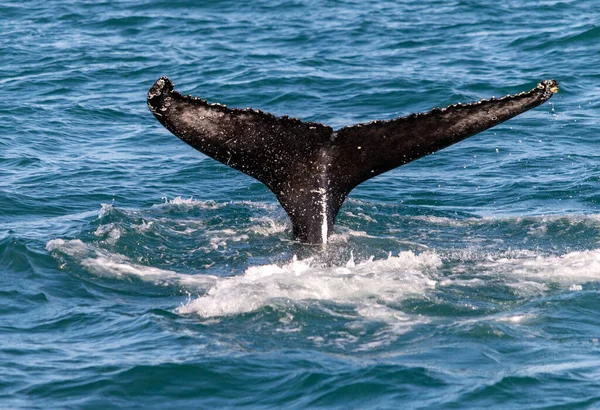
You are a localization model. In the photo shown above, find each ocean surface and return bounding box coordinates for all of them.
[2,0,600,408]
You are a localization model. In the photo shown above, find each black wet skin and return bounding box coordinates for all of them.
[148,77,558,244]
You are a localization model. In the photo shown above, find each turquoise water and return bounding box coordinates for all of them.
[2,0,600,408]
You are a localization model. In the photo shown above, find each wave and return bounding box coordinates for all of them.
[47,233,600,320]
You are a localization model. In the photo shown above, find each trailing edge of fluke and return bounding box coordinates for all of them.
[147,77,558,244]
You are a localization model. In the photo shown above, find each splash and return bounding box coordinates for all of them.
[46,239,218,288]
[177,251,441,318]
[47,235,600,321]
[152,196,226,210]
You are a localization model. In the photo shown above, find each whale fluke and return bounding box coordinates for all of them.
[147,77,558,244]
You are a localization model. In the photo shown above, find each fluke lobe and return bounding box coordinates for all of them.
[147,77,558,244]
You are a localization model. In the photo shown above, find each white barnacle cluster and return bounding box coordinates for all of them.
[436,83,545,114]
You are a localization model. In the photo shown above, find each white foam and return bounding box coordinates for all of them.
[132,220,154,233]
[47,234,600,325]
[248,217,288,236]
[98,203,114,218]
[94,223,121,245]
[496,314,535,324]
[151,197,279,212]
[207,229,250,250]
[352,304,431,350]
[152,196,226,210]
[435,248,600,298]
[46,239,217,288]
[47,238,88,257]
[413,215,474,227]
[328,227,379,243]
[482,249,600,285]
[177,251,441,318]
[343,211,377,222]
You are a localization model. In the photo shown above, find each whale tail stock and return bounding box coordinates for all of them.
[147,77,558,244]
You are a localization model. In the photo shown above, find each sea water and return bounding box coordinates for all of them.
[2,0,600,408]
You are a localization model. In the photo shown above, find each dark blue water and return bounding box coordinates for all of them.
[2,0,600,408]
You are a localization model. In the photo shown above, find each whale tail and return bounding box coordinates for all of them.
[147,77,558,244]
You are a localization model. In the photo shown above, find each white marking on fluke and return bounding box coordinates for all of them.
[311,187,328,244]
